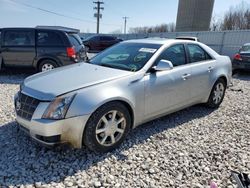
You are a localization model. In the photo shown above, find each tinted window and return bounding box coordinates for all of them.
[90,43,161,72]
[100,36,106,41]
[4,30,35,46]
[68,34,81,46]
[37,31,64,46]
[187,44,212,63]
[91,36,99,41]
[157,44,186,67]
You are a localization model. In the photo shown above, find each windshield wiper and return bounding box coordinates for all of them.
[100,63,131,71]
[100,63,117,69]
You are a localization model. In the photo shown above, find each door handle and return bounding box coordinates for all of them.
[182,73,191,80]
[208,66,214,72]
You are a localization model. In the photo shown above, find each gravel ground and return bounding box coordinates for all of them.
[0,70,250,188]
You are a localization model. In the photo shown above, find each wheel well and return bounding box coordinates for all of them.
[115,100,134,128]
[36,58,58,70]
[93,100,134,128]
[218,76,227,87]
[81,100,135,148]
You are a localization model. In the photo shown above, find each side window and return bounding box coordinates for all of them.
[187,44,212,63]
[91,36,98,41]
[37,31,64,46]
[106,36,115,40]
[157,44,186,67]
[100,36,107,41]
[3,30,35,46]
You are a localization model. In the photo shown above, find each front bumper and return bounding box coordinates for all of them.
[16,114,90,148]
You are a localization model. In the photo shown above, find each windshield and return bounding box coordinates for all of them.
[240,45,250,52]
[90,42,161,72]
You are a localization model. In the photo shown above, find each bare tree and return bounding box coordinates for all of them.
[210,15,222,31]
[221,1,250,30]
[129,23,175,34]
[109,29,122,34]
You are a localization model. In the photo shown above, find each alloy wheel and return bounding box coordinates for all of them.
[41,63,54,72]
[213,83,225,104]
[95,110,126,147]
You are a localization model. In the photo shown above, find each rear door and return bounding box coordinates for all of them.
[185,43,215,101]
[36,30,67,64]
[100,36,116,49]
[1,29,35,66]
[90,36,101,51]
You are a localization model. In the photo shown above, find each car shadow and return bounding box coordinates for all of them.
[0,69,35,84]
[232,71,250,81]
[0,105,214,187]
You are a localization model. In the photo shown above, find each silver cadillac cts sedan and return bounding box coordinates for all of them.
[14,39,232,152]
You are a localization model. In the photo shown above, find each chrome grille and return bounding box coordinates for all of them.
[15,93,40,121]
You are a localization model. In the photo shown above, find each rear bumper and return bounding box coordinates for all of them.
[232,60,250,70]
[16,114,90,148]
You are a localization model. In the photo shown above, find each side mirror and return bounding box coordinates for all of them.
[151,60,173,72]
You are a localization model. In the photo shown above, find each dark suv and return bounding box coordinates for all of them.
[0,27,87,72]
[82,35,122,53]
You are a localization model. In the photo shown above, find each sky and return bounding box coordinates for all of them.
[0,0,248,33]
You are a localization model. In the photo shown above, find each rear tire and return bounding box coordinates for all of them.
[206,78,226,108]
[83,102,131,153]
[38,60,57,72]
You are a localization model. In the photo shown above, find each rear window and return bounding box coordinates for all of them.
[187,44,212,63]
[3,30,35,46]
[68,34,82,46]
[240,45,250,52]
[37,31,64,46]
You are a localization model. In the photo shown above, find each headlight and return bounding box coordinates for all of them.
[42,94,76,120]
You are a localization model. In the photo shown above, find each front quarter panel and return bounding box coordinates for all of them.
[65,72,145,128]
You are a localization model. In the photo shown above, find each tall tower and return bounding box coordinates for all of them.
[176,0,215,32]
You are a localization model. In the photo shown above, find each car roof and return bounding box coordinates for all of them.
[1,27,79,34]
[123,38,199,45]
[123,38,172,45]
[243,43,250,46]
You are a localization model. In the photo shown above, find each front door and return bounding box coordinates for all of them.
[145,44,193,118]
[1,29,36,66]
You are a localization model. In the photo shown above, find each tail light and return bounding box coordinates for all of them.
[67,47,76,58]
[234,53,242,61]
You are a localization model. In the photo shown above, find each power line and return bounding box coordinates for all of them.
[8,0,95,24]
[7,0,121,28]
[93,1,104,34]
[123,16,129,34]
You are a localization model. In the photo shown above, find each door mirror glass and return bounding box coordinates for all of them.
[152,60,173,72]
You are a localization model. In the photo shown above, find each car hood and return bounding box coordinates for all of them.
[22,63,132,101]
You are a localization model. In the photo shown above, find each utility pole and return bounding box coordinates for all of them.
[123,16,129,34]
[93,1,104,34]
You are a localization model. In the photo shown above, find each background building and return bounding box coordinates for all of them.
[176,0,215,32]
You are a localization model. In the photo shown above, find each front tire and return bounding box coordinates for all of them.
[83,102,131,153]
[206,78,226,108]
